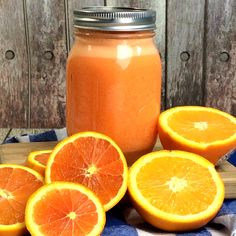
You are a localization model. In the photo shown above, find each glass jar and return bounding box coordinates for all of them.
[66,7,162,165]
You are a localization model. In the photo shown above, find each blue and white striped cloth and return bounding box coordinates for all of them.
[4,128,236,236]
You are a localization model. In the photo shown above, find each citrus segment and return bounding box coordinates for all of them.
[26,150,52,176]
[158,106,236,164]
[45,132,128,211]
[168,110,235,142]
[128,150,224,231]
[0,164,44,236]
[25,182,105,236]
[34,153,50,165]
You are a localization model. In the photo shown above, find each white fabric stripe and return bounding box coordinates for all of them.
[137,227,229,236]
[16,135,30,143]
[54,128,67,141]
[232,229,236,236]
[125,208,175,236]
[136,226,229,236]
[213,214,236,234]
[126,208,236,235]
[205,226,229,236]
[136,228,175,236]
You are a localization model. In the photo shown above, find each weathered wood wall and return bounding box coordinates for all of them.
[0,0,235,128]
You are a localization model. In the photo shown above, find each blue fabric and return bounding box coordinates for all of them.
[218,200,236,216]
[102,213,138,236]
[3,129,236,236]
[228,150,236,166]
[4,136,19,143]
[29,130,58,142]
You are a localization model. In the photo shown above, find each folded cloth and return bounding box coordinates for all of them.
[3,128,236,236]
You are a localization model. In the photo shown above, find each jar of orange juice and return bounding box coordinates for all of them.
[66,7,162,164]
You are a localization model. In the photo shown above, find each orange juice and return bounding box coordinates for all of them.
[66,8,161,164]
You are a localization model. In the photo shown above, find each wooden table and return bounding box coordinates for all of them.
[0,141,235,199]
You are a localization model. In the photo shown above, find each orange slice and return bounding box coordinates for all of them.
[158,106,236,164]
[0,164,44,236]
[26,150,52,176]
[45,131,128,211]
[25,182,106,236]
[128,150,225,232]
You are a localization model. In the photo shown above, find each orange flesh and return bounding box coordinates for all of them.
[35,153,50,166]
[0,167,43,224]
[66,33,161,162]
[50,137,124,205]
[33,189,98,236]
[168,111,236,143]
[136,157,217,215]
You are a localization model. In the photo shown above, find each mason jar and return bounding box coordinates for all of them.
[66,7,162,164]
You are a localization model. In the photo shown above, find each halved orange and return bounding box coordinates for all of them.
[0,164,44,236]
[45,131,128,211]
[26,150,52,176]
[158,106,236,164]
[128,150,224,232]
[25,182,106,236]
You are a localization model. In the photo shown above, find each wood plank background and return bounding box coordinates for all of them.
[0,0,235,129]
[0,0,29,127]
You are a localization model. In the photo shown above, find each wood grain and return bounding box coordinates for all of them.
[1,0,236,128]
[67,0,104,49]
[0,0,29,127]
[0,141,235,198]
[218,172,236,199]
[26,0,67,128]
[106,0,166,109]
[0,141,57,164]
[205,0,236,115]
[166,0,205,108]
[217,161,236,172]
[0,129,11,143]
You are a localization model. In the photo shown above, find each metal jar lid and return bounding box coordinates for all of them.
[73,7,156,31]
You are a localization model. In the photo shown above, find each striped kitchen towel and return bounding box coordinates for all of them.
[3,128,236,236]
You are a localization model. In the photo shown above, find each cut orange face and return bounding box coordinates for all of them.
[25,182,106,236]
[45,131,128,211]
[128,150,225,232]
[26,150,52,176]
[0,164,44,236]
[158,106,236,164]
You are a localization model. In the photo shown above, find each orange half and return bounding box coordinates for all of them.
[158,106,236,164]
[26,150,52,176]
[128,150,225,231]
[0,164,44,236]
[25,182,106,236]
[45,132,128,211]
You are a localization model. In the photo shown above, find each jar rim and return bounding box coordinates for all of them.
[73,7,156,31]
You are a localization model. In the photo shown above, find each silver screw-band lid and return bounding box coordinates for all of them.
[74,7,156,31]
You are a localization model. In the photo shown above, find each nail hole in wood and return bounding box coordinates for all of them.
[5,50,15,60]
[44,51,54,60]
[180,51,190,61]
[219,52,230,62]
[42,72,47,79]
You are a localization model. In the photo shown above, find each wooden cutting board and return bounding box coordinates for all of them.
[0,141,235,199]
